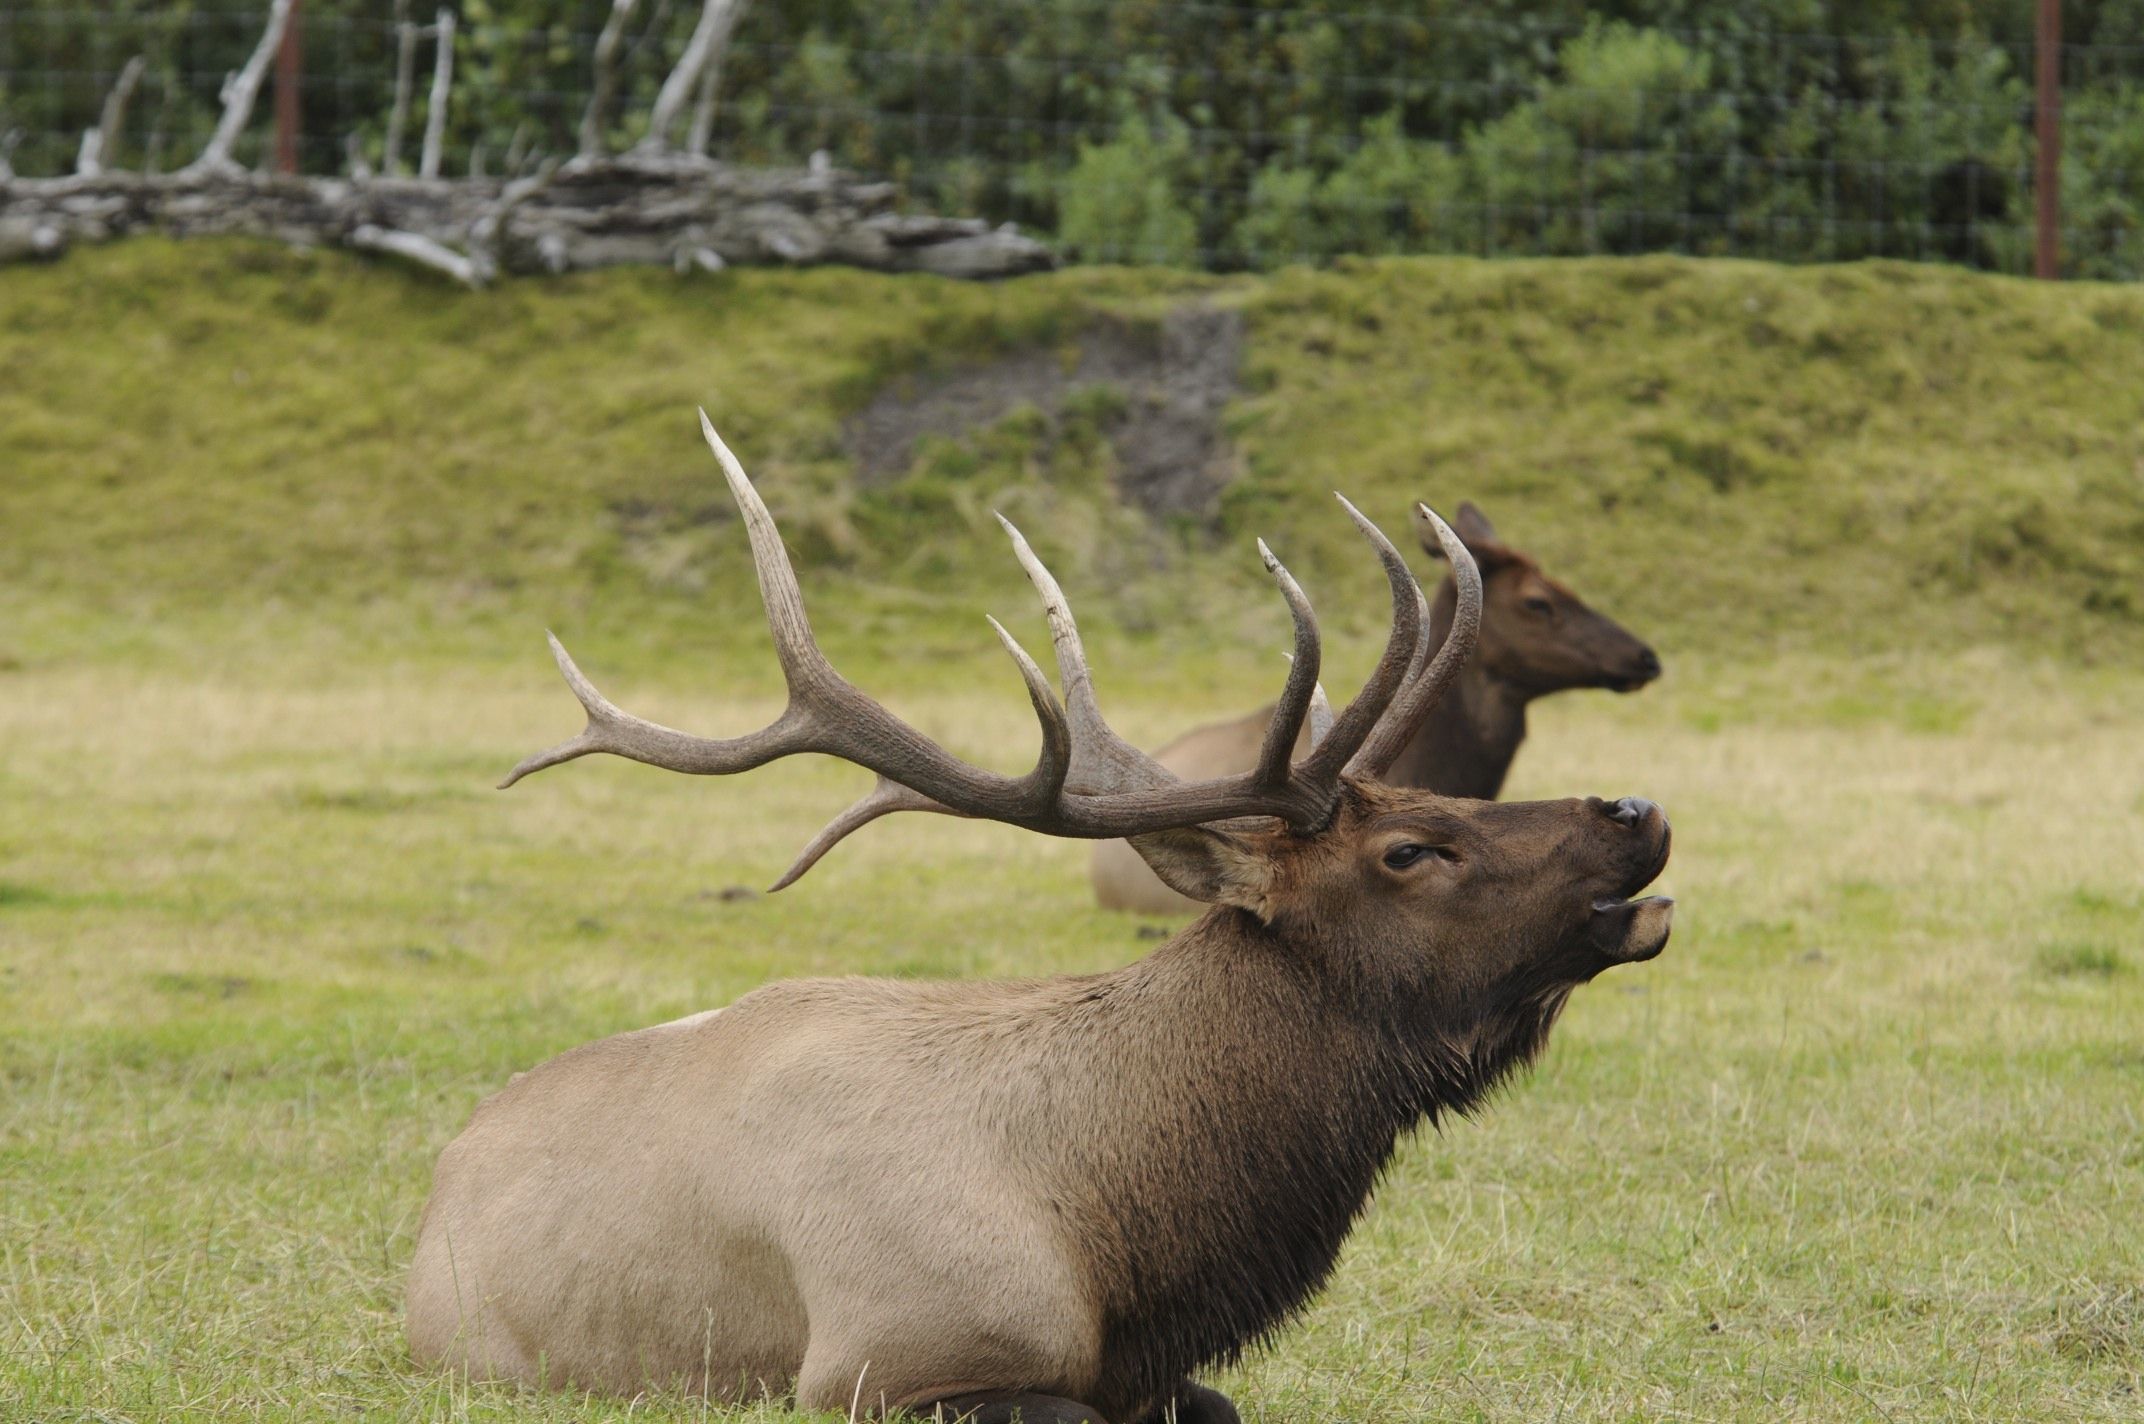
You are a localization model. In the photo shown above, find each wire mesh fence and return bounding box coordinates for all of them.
[7,1,2144,278]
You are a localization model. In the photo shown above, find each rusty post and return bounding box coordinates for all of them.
[274,0,304,174]
[2035,0,2061,279]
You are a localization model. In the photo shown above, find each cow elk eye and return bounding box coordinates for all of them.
[1383,844,1455,870]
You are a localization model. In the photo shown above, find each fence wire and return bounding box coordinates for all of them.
[6,2,2144,278]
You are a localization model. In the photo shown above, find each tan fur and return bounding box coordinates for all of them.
[408,980,1102,1408]
[407,786,1672,1418]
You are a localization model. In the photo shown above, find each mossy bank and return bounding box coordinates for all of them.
[5,242,2141,685]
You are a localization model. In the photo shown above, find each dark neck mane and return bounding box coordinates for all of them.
[1055,914,1567,1418]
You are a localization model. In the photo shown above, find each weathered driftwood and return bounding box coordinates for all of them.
[77,56,146,177]
[418,10,456,182]
[183,0,295,178]
[0,155,1054,285]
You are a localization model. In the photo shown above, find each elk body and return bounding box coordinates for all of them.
[1092,502,1662,914]
[406,415,1675,1424]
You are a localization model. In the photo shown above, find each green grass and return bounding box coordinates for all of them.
[3,244,2143,1421]
[6,243,2144,677]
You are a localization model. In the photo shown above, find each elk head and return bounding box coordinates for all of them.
[1415,501,1661,695]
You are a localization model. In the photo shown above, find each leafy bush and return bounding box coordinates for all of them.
[1056,117,1202,266]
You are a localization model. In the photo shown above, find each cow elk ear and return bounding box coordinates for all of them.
[1452,501,1500,548]
[1129,826,1275,917]
[1415,500,1508,565]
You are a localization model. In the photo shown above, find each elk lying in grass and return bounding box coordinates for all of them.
[406,414,1675,1424]
[1092,500,1662,913]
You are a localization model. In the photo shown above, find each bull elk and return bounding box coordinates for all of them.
[406,414,1675,1424]
[1092,501,1662,914]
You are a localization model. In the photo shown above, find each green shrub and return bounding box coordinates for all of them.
[1057,118,1201,267]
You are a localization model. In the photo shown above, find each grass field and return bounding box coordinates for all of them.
[3,245,2141,1421]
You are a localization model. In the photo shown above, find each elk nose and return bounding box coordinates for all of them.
[1608,797,1658,828]
[1634,647,1662,680]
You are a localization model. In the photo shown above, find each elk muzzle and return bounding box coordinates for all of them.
[1585,796,1673,961]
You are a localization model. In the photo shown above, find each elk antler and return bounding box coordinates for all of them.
[1346,504,1482,778]
[504,414,1482,888]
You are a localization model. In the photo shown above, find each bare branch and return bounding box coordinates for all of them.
[77,56,146,177]
[419,9,456,182]
[579,0,641,163]
[639,0,748,154]
[686,40,722,155]
[347,224,482,287]
[383,10,418,176]
[184,0,295,176]
[0,128,21,182]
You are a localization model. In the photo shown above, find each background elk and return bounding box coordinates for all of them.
[1092,501,1663,913]
[406,415,1675,1424]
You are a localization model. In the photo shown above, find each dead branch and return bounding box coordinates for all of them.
[419,10,456,181]
[641,0,748,153]
[184,0,295,176]
[349,223,481,287]
[686,42,721,155]
[579,0,642,163]
[384,9,418,176]
[77,56,147,177]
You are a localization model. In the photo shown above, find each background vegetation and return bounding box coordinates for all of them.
[15,1,2144,273]
[2,243,2141,1420]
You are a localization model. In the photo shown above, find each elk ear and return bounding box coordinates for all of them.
[1415,500,1508,564]
[1129,826,1275,917]
[1452,501,1499,547]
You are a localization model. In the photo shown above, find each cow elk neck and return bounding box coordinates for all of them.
[406,412,1675,1424]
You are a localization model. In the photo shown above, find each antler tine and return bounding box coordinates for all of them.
[770,777,966,892]
[1308,680,1335,745]
[1349,504,1483,779]
[995,512,1173,793]
[1253,538,1321,787]
[1294,495,1424,783]
[1282,651,1336,749]
[499,630,807,790]
[984,614,1074,806]
[698,409,834,685]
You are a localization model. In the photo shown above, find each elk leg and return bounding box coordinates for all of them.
[1129,1380,1241,1424]
[915,1389,1111,1423]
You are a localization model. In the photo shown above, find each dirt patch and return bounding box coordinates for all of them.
[846,305,1244,519]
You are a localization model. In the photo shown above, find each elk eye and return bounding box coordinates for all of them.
[1523,595,1555,617]
[1383,843,1452,870]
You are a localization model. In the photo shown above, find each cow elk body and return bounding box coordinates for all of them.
[406,415,1675,1424]
[1092,502,1662,914]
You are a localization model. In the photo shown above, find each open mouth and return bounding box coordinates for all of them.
[1588,894,1675,961]
[1587,809,1674,961]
